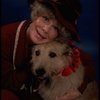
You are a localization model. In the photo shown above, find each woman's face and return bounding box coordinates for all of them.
[27,16,59,44]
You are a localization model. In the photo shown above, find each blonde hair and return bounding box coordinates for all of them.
[30,1,55,20]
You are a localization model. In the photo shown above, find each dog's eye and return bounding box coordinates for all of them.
[49,52,57,58]
[35,50,40,56]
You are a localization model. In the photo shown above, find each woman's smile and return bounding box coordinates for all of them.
[36,27,48,40]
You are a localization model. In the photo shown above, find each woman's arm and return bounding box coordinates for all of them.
[56,90,81,100]
[1,22,30,91]
[1,58,29,91]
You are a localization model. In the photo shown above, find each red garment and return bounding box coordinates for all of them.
[1,20,32,91]
[79,49,96,93]
[1,90,19,100]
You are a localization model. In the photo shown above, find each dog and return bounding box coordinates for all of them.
[30,40,98,100]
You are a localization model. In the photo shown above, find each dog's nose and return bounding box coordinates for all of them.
[35,68,46,77]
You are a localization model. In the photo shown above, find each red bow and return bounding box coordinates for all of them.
[59,47,81,76]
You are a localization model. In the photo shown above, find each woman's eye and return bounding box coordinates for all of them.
[35,50,40,56]
[42,16,49,21]
[49,52,57,58]
[53,26,58,31]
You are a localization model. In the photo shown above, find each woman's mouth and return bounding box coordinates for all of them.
[36,28,47,39]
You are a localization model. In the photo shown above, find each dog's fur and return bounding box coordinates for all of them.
[30,40,98,100]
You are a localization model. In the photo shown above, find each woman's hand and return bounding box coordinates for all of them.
[55,90,81,100]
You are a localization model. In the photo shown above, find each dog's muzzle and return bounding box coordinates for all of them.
[35,68,46,77]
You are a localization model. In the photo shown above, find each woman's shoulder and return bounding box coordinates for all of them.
[2,21,21,27]
[1,20,31,35]
[1,21,23,33]
[1,20,28,30]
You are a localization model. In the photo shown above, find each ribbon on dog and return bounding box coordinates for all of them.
[59,46,81,76]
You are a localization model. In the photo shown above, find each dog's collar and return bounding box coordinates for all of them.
[59,46,81,76]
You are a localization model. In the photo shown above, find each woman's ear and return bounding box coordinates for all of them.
[30,4,34,9]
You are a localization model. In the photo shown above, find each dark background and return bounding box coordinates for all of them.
[1,0,99,81]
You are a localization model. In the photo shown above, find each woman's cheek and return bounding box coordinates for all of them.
[49,32,58,40]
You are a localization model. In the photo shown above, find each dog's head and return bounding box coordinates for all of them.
[31,41,72,79]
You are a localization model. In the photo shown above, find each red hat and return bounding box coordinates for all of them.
[28,0,82,42]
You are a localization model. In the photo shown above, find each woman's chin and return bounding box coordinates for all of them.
[36,40,49,44]
[32,38,49,44]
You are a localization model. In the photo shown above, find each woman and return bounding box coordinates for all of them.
[1,0,97,100]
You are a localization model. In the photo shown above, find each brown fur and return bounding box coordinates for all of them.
[30,41,99,100]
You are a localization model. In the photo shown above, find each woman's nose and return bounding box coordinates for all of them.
[42,24,51,33]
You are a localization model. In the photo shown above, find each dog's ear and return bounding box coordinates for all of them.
[31,46,36,53]
[63,47,72,56]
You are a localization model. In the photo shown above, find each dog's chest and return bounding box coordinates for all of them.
[38,76,68,100]
[38,66,84,100]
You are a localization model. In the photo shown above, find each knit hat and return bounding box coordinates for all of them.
[28,0,82,42]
